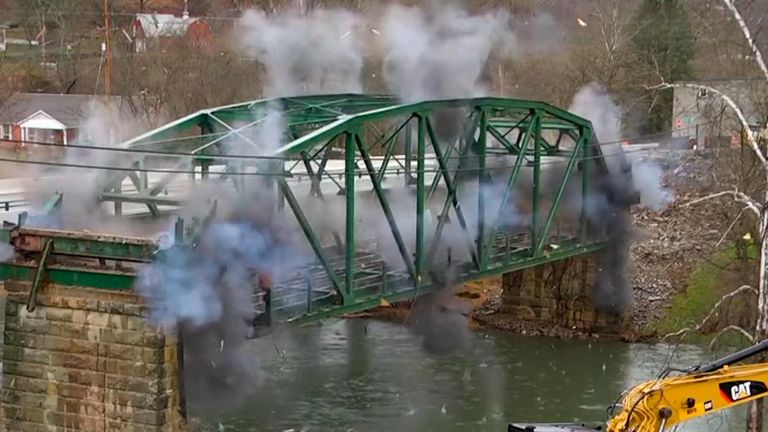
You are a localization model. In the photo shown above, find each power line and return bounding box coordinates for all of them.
[0,120,711,161]
[0,142,701,179]
[2,137,290,161]
[0,156,281,176]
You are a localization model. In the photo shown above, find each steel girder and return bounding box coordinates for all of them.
[0,94,612,324]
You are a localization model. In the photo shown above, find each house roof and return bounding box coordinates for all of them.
[0,93,127,128]
[133,13,201,38]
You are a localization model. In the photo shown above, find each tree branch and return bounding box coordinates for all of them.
[722,0,768,83]
[716,206,748,248]
[709,325,756,349]
[662,285,758,341]
[646,82,767,167]
[682,188,762,217]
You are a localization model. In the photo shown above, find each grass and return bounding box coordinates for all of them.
[654,242,758,339]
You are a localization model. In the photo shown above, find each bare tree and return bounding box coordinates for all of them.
[652,1,768,430]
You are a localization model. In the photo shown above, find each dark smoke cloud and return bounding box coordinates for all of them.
[407,271,471,355]
[567,82,673,314]
[584,164,636,314]
[137,214,292,408]
[135,106,304,409]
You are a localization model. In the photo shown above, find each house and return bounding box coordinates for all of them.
[672,78,768,148]
[0,93,126,149]
[130,10,212,53]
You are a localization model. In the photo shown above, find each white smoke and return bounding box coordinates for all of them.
[630,159,675,211]
[569,82,622,144]
[237,8,364,96]
[0,243,13,262]
[379,4,515,101]
[240,107,286,156]
[569,82,674,212]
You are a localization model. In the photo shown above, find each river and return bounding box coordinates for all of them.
[194,319,748,432]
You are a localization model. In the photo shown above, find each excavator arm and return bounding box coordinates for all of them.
[607,361,768,431]
[511,340,768,432]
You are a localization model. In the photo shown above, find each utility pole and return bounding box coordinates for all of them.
[103,0,112,95]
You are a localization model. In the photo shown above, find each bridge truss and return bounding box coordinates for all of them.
[0,94,617,323]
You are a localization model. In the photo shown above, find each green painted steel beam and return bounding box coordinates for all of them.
[356,135,417,285]
[490,121,579,131]
[0,262,136,290]
[41,192,63,214]
[344,132,356,299]
[415,115,426,284]
[481,111,535,266]
[424,117,478,269]
[26,239,54,312]
[274,97,592,156]
[534,138,583,255]
[289,241,607,324]
[277,178,346,301]
[477,109,488,271]
[530,112,542,255]
[99,192,183,208]
[7,227,157,262]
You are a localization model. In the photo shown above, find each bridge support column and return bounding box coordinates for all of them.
[499,254,626,336]
[0,281,185,432]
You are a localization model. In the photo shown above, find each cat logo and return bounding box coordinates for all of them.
[719,381,768,403]
[704,400,713,412]
[731,383,752,401]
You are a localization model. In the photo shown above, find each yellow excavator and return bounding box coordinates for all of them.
[510,340,768,432]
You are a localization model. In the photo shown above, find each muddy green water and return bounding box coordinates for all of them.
[195,319,751,432]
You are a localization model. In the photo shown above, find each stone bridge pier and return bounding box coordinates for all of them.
[0,281,185,432]
[498,254,627,336]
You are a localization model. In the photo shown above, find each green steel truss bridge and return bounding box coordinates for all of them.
[0,94,630,324]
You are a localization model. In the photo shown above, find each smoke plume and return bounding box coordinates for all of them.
[570,82,674,211]
[630,160,674,211]
[379,3,515,101]
[237,8,364,96]
[407,271,471,355]
[567,82,674,313]
[133,101,304,408]
[0,243,13,262]
[136,213,292,408]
